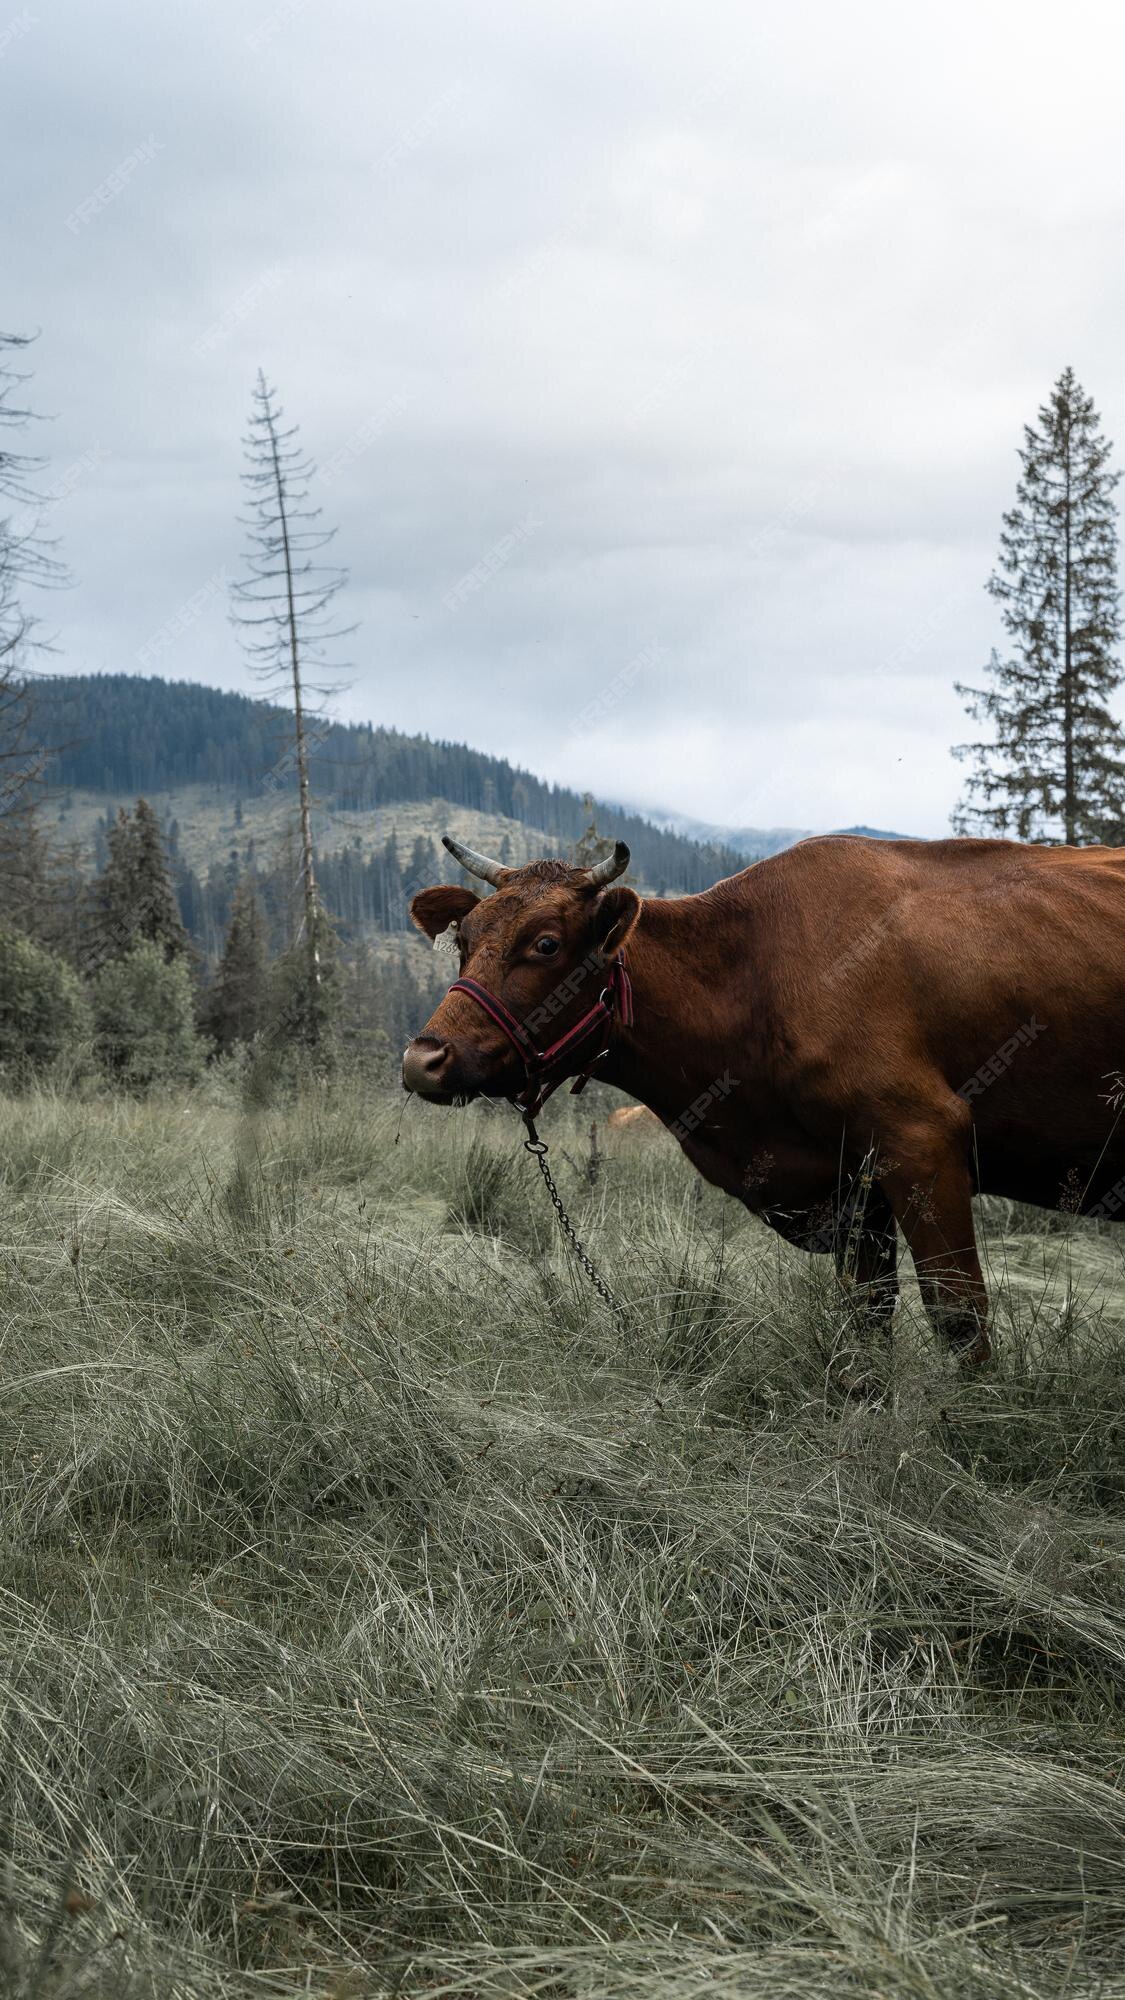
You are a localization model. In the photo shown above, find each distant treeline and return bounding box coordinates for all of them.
[35,673,745,895]
[152,826,451,962]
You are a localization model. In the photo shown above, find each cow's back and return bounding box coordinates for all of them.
[725,836,1125,1206]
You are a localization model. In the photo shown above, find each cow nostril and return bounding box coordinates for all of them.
[403,1038,452,1093]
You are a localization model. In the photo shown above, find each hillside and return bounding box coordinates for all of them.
[32,674,917,994]
[44,784,609,898]
[33,674,747,897]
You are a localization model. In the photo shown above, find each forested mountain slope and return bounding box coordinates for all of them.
[34,673,747,895]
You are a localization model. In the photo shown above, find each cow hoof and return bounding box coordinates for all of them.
[954,1328,993,1370]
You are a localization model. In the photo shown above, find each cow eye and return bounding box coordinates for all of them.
[535,935,561,957]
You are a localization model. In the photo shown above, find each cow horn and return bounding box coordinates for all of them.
[442,833,506,886]
[586,841,630,886]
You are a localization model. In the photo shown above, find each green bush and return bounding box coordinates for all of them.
[91,941,203,1091]
[267,918,341,1067]
[0,925,90,1080]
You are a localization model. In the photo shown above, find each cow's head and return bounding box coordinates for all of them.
[402,835,640,1102]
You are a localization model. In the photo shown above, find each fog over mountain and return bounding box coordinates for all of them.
[630,809,915,857]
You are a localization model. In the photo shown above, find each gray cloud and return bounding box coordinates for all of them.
[7,0,1125,835]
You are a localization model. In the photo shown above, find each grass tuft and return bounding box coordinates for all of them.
[0,1082,1122,1996]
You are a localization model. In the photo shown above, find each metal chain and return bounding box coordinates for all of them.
[523,1129,628,1330]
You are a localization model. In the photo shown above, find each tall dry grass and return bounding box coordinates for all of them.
[0,1080,1122,1997]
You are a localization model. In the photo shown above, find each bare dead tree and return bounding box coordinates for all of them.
[230,370,351,989]
[0,332,67,930]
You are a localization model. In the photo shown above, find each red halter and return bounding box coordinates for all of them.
[448,952,633,1119]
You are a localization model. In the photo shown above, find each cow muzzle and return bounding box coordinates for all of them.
[402,1036,457,1099]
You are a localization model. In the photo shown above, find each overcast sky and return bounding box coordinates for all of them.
[7,0,1125,837]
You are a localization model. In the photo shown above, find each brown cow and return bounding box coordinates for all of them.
[403,832,1125,1365]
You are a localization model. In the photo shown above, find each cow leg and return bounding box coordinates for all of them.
[760,1181,899,1327]
[878,1122,990,1366]
[834,1181,899,1335]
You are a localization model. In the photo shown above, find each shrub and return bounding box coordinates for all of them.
[0,925,90,1080]
[91,941,203,1091]
[265,917,341,1073]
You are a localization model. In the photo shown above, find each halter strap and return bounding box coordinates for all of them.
[448,951,633,1117]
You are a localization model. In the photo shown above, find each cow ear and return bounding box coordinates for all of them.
[410,885,479,939]
[594,884,641,958]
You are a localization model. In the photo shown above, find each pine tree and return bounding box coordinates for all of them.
[85,808,139,969]
[131,799,189,959]
[205,879,269,1052]
[954,367,1125,844]
[85,799,187,969]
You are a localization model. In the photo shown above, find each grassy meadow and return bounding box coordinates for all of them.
[0,1081,1123,1997]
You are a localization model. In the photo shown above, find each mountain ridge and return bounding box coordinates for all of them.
[32,673,916,891]
[628,806,915,856]
[33,673,746,896]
